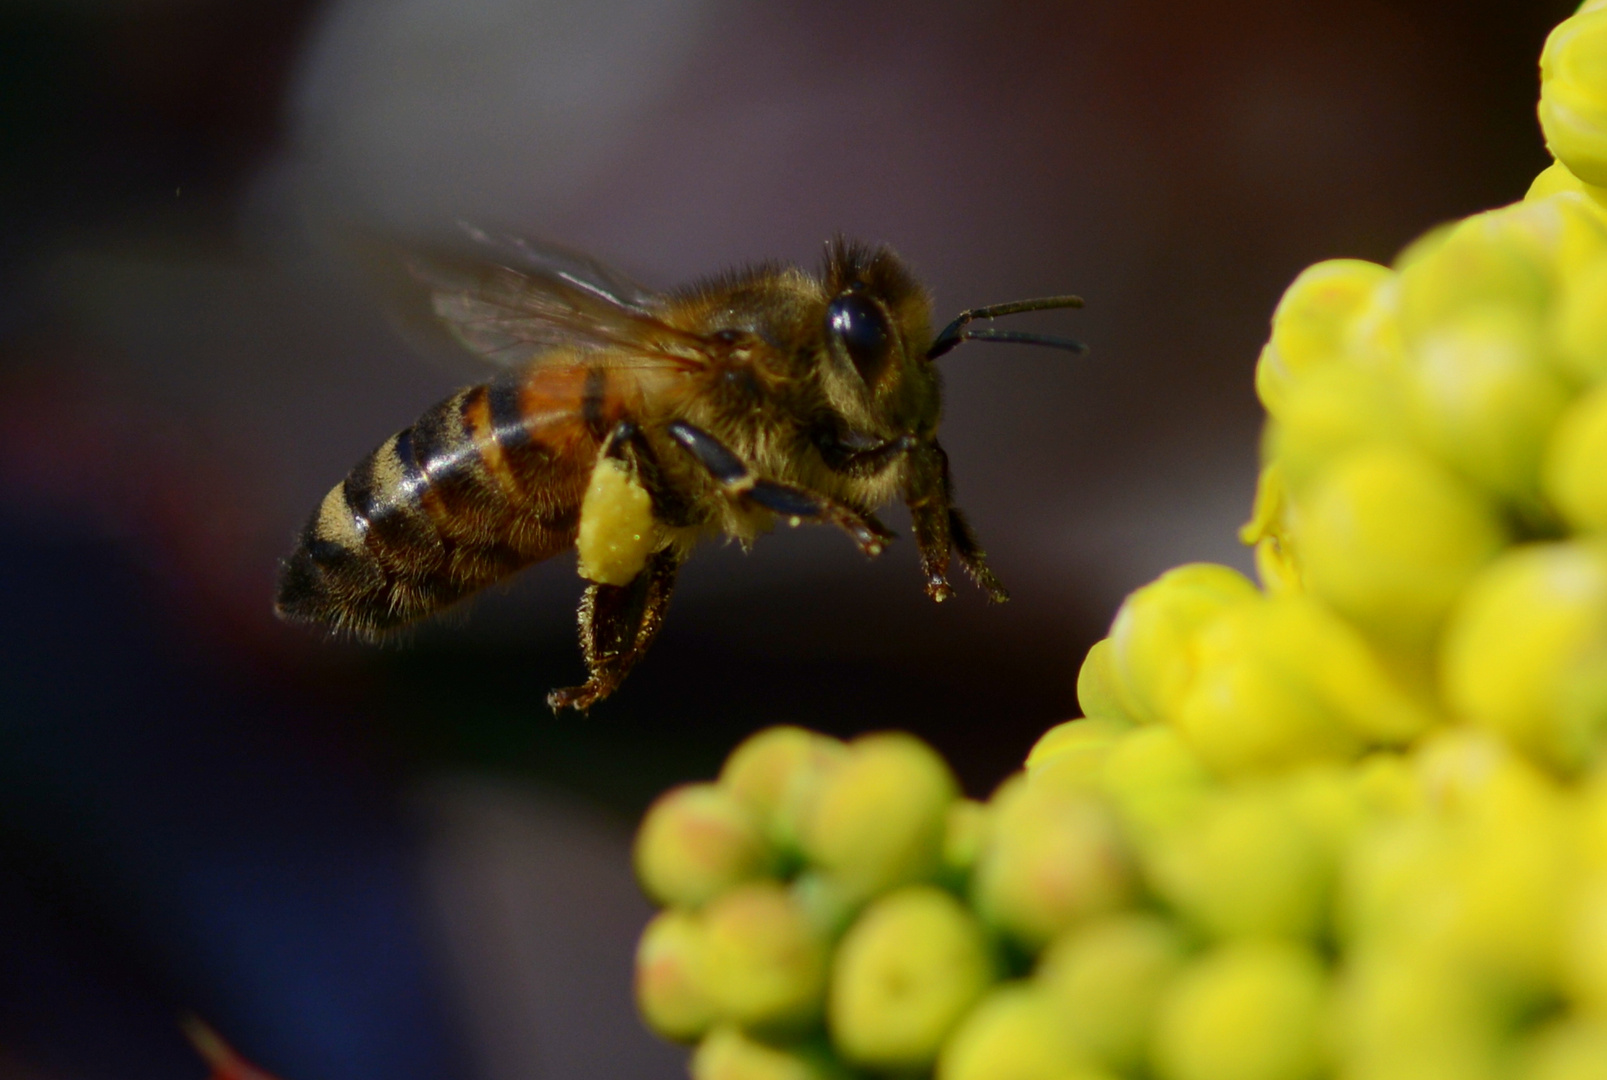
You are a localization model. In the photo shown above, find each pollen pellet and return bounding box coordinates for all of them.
[577,455,661,585]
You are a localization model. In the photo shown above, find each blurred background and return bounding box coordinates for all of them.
[0,0,1574,1077]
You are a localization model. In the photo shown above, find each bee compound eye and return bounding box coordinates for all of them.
[827,294,892,384]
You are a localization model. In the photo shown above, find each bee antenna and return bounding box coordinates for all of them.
[927,295,1086,360]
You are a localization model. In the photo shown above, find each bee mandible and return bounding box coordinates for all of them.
[276,227,1085,711]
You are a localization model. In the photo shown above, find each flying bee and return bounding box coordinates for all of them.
[276,226,1085,711]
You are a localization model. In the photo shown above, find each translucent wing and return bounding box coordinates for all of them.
[362,222,711,373]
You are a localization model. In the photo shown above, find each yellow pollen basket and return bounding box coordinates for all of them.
[577,455,661,586]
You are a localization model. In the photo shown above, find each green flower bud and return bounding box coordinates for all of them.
[800,732,958,901]
[636,783,774,908]
[1298,446,1507,653]
[1541,9,1607,187]
[1108,564,1262,724]
[637,909,717,1042]
[973,779,1135,949]
[701,882,830,1035]
[1550,250,1607,384]
[940,799,989,884]
[1406,309,1570,510]
[1441,541,1607,773]
[1144,784,1332,941]
[1545,383,1607,532]
[828,885,998,1070]
[936,984,1100,1080]
[1152,940,1329,1080]
[691,1027,840,1080]
[1038,913,1189,1073]
[721,728,848,855]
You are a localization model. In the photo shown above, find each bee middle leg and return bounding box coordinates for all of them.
[665,420,894,556]
[547,546,682,713]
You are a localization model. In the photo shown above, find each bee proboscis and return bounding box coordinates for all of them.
[276,226,1084,711]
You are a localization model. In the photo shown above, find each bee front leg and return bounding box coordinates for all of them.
[905,440,1008,604]
[548,547,681,713]
[665,421,894,556]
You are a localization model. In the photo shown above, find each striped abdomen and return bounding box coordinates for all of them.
[276,366,627,637]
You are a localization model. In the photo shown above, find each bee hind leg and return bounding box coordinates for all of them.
[665,420,894,556]
[547,547,681,713]
[905,440,1008,604]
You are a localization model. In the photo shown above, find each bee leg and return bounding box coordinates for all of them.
[947,505,1009,602]
[547,547,681,713]
[905,440,1009,604]
[666,420,894,557]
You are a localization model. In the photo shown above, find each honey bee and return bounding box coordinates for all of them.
[276,226,1084,711]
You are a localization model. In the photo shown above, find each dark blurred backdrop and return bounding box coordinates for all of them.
[0,1,1574,1078]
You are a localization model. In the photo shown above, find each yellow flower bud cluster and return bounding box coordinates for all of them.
[634,727,1001,1079]
[630,7,1607,1078]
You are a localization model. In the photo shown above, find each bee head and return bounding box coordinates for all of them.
[817,239,941,429]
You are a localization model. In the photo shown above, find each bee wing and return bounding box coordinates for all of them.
[375,223,711,372]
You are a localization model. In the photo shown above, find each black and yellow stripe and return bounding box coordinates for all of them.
[276,371,603,638]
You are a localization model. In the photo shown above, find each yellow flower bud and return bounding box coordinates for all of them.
[1298,445,1507,653]
[1406,309,1570,509]
[1352,751,1421,818]
[638,909,718,1042]
[726,726,848,835]
[1144,784,1331,941]
[1151,940,1328,1080]
[1334,951,1508,1080]
[1552,249,1607,386]
[1173,610,1361,775]
[1024,716,1134,793]
[937,984,1099,1080]
[827,886,997,1070]
[701,882,830,1034]
[1348,736,1573,992]
[636,783,775,908]
[1441,541,1607,773]
[1173,594,1436,774]
[1107,564,1262,724]
[1242,464,1304,595]
[1038,913,1189,1073]
[1264,364,1411,496]
[1541,9,1607,187]
[1257,260,1394,419]
[1562,875,1607,1015]
[1545,383,1607,531]
[1101,723,1215,839]
[1520,1017,1607,1080]
[973,779,1135,949]
[1528,159,1593,200]
[691,1027,840,1080]
[1076,638,1135,722]
[1395,212,1553,340]
[800,733,958,901]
